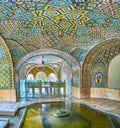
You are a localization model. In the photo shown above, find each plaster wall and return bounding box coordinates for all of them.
[108,55,120,89]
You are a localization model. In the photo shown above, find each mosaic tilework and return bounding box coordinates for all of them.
[71,47,87,62]
[82,38,120,87]
[13,0,49,11]
[5,39,27,65]
[0,37,14,89]
[0,0,119,64]
[92,64,106,87]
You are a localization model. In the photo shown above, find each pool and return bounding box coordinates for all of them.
[23,102,112,128]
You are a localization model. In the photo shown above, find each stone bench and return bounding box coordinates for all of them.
[0,104,18,116]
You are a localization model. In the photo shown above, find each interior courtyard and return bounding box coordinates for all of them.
[0,0,120,128]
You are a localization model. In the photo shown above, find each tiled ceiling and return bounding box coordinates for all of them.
[0,0,120,65]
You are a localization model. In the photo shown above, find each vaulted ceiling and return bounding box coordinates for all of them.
[0,0,120,65]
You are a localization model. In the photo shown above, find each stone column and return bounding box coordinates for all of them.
[49,82,52,96]
[64,83,66,97]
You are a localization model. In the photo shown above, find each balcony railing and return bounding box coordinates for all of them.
[24,81,66,97]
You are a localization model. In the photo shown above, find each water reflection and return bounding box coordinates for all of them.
[40,104,51,128]
[23,102,112,128]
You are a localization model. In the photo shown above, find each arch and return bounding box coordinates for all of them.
[27,74,34,81]
[26,64,56,79]
[5,39,28,66]
[35,71,47,81]
[82,38,120,87]
[48,73,57,82]
[16,49,80,70]
[16,49,81,87]
[0,36,14,89]
[108,54,120,89]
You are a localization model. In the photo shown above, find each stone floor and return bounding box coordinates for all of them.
[0,118,9,128]
[0,97,120,116]
[0,97,120,128]
[72,98,120,116]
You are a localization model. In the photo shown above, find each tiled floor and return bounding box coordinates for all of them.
[0,97,120,128]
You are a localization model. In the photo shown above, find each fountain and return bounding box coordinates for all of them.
[52,109,70,118]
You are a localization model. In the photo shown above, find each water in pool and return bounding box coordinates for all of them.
[23,102,112,128]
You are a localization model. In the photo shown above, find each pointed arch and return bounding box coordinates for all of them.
[0,36,14,89]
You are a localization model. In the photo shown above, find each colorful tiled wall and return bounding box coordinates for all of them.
[82,38,120,87]
[5,39,27,66]
[0,36,14,89]
[80,38,120,101]
[0,1,119,66]
[92,64,106,87]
